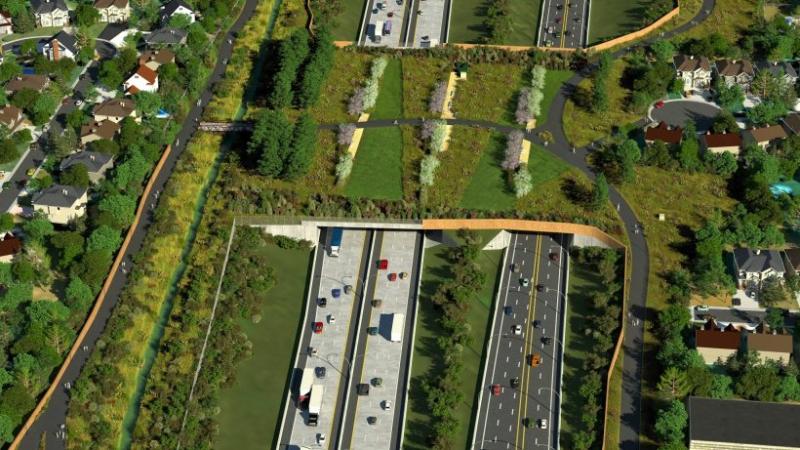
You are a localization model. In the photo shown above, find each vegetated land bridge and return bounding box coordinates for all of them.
[198,121,255,132]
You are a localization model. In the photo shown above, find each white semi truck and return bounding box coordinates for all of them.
[307,384,323,426]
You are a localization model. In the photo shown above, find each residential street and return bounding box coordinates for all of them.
[14,0,261,447]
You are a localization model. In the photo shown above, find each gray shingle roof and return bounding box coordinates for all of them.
[31,185,87,208]
[673,54,711,72]
[144,27,187,45]
[758,61,798,79]
[689,397,800,447]
[31,0,68,14]
[733,248,785,274]
[59,151,113,173]
[98,22,129,41]
[50,30,78,55]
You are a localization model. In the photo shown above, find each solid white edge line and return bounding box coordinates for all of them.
[398,231,424,450]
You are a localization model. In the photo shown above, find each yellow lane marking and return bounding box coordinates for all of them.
[515,235,542,450]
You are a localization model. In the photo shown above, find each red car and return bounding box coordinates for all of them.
[549,252,559,262]
[654,100,665,109]
[378,259,389,270]
[388,273,398,281]
[313,322,324,334]
[491,384,502,396]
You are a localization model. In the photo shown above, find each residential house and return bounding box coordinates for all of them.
[782,112,800,135]
[715,59,755,90]
[746,332,792,364]
[0,233,21,263]
[144,27,188,46]
[0,105,25,132]
[138,49,175,71]
[0,12,14,35]
[758,61,799,86]
[688,397,800,450]
[123,65,158,94]
[695,328,741,364]
[742,124,788,149]
[80,120,120,146]
[644,122,682,146]
[30,0,69,27]
[701,131,742,155]
[94,0,130,23]
[31,185,88,225]
[673,54,712,91]
[98,23,136,48]
[59,151,114,184]
[42,31,78,61]
[159,0,196,25]
[783,248,800,276]
[5,74,49,95]
[93,98,138,123]
[733,248,785,289]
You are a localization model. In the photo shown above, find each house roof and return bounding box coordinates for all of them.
[645,122,682,144]
[733,248,786,274]
[144,27,187,45]
[745,124,788,143]
[784,248,800,270]
[160,0,193,17]
[94,0,128,8]
[747,332,793,353]
[138,48,175,66]
[758,61,798,79]
[688,397,800,447]
[0,105,22,127]
[98,22,129,41]
[5,74,48,93]
[80,120,120,141]
[93,98,136,118]
[695,329,741,350]
[31,184,87,208]
[673,54,711,72]
[131,65,157,84]
[703,132,742,148]
[49,31,78,55]
[0,12,13,27]
[30,0,68,14]
[782,112,800,135]
[59,151,113,173]
[0,233,21,258]
[716,59,755,77]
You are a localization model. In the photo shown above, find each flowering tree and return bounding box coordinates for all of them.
[502,130,524,170]
[335,153,353,184]
[513,167,532,198]
[429,81,447,114]
[430,122,447,153]
[348,87,365,116]
[337,123,356,146]
[419,154,440,186]
[515,88,531,124]
[529,89,544,119]
[531,65,547,90]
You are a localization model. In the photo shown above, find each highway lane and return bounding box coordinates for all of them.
[537,0,588,48]
[14,0,262,446]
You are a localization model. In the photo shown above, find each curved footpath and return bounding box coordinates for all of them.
[326,2,716,448]
[11,0,261,448]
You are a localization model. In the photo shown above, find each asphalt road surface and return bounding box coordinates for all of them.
[473,233,568,450]
[650,100,721,132]
[537,0,588,48]
[359,0,413,47]
[14,0,261,446]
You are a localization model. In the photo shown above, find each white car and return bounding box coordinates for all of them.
[317,433,326,444]
[328,314,336,324]
[383,400,392,411]
[539,418,548,429]
[512,325,522,335]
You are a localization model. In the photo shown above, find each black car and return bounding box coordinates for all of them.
[318,297,327,307]
[535,283,545,292]
[510,377,520,389]
[316,366,326,378]
[533,320,541,328]
[541,336,552,345]
[504,306,513,316]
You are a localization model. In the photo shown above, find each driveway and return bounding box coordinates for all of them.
[650,99,721,132]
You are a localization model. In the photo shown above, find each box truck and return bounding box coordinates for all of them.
[308,384,323,426]
[329,228,343,257]
[390,313,404,342]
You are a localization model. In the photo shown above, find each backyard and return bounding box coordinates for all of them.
[403,232,503,450]
[214,240,312,450]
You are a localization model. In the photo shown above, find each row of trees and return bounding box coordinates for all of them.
[348,57,388,116]
[566,247,623,450]
[483,0,512,44]
[419,120,447,190]
[515,65,546,125]
[247,110,318,179]
[422,230,488,449]
[269,28,335,109]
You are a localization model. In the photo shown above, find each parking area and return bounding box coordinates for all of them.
[409,0,448,47]
[538,0,588,48]
[340,230,423,450]
[362,0,411,47]
[282,228,372,449]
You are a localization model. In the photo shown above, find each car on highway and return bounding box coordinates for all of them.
[536,283,544,292]
[549,251,559,262]
[332,288,341,298]
[504,306,513,316]
[313,322,324,334]
[383,400,392,410]
[378,259,389,269]
[491,384,501,396]
[538,418,548,429]
[533,320,541,328]
[520,277,529,287]
[344,284,353,294]
[399,271,408,279]
[510,377,520,388]
[368,326,379,335]
[528,353,542,367]
[389,273,398,281]
[523,417,532,428]
[511,263,519,272]
[318,297,327,307]
[512,324,522,335]
[542,336,552,345]
[318,433,327,444]
[316,366,326,378]
[327,314,335,324]
[367,416,377,425]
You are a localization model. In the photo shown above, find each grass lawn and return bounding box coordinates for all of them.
[371,58,403,119]
[401,125,426,202]
[618,166,737,446]
[346,126,404,199]
[588,0,661,45]
[460,133,516,211]
[678,0,757,43]
[403,233,503,450]
[309,51,372,124]
[272,0,308,40]
[508,0,543,45]
[604,352,624,450]
[215,241,312,450]
[402,56,451,118]
[527,145,569,186]
[426,127,492,208]
[562,60,640,147]
[448,0,488,43]
[538,70,573,125]
[453,63,525,126]
[332,0,368,41]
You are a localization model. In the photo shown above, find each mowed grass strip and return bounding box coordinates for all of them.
[403,235,503,450]
[452,63,525,126]
[426,127,492,208]
[539,70,573,124]
[508,0,542,45]
[448,0,489,43]
[588,0,660,45]
[460,133,516,211]
[215,242,313,450]
[309,51,372,124]
[371,58,403,119]
[332,0,369,41]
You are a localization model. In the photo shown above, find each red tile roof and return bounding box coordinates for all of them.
[704,132,742,148]
[645,122,682,144]
[696,329,741,349]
